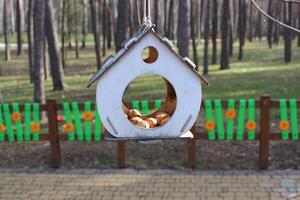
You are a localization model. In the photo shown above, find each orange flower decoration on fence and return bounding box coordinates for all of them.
[205,121,215,131]
[30,123,40,133]
[279,121,290,131]
[12,112,21,122]
[82,112,94,121]
[0,124,5,133]
[246,121,257,131]
[63,123,74,133]
[226,109,237,119]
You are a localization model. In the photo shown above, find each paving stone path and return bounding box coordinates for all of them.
[1,169,300,200]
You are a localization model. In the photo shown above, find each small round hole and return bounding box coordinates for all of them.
[142,46,158,64]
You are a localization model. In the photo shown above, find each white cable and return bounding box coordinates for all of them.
[251,0,300,33]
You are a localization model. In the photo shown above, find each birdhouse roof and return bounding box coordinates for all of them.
[87,25,209,88]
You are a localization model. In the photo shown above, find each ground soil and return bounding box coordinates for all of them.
[0,141,299,170]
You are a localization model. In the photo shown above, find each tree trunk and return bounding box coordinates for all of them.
[267,0,273,49]
[238,0,247,61]
[81,0,87,49]
[211,0,218,64]
[190,0,198,70]
[27,0,34,82]
[154,0,159,32]
[203,0,210,75]
[167,0,174,39]
[0,90,3,103]
[61,0,67,69]
[33,0,46,103]
[115,0,129,51]
[107,1,113,49]
[43,37,49,80]
[248,2,253,42]
[164,0,168,35]
[16,0,24,56]
[90,0,101,68]
[298,10,300,47]
[74,0,79,58]
[102,0,107,56]
[220,0,230,70]
[45,0,65,91]
[284,2,292,63]
[256,11,262,40]
[177,0,189,58]
[3,0,11,61]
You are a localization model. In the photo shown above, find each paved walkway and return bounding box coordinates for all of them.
[1,169,300,200]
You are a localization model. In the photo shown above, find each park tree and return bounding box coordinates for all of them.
[267,0,273,49]
[81,0,88,49]
[3,0,11,61]
[220,0,230,70]
[116,0,129,51]
[211,0,218,65]
[16,0,24,56]
[0,90,3,103]
[203,0,210,75]
[284,2,292,63]
[90,0,101,68]
[27,0,34,82]
[190,0,198,69]
[33,0,46,103]
[74,0,80,58]
[61,0,67,68]
[177,0,189,58]
[238,0,247,61]
[45,0,66,91]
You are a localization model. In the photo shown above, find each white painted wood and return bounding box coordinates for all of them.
[96,32,202,138]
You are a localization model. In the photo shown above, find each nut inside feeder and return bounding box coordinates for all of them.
[122,76,177,130]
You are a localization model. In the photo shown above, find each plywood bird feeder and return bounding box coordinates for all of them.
[87,25,209,141]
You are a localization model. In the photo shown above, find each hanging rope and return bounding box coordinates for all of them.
[251,0,300,33]
[143,0,152,26]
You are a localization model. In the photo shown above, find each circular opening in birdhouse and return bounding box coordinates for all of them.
[142,46,158,64]
[122,74,177,129]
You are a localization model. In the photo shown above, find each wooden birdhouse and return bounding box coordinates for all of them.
[87,25,209,141]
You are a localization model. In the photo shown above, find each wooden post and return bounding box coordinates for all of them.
[47,99,61,168]
[117,141,126,168]
[187,125,197,169]
[259,94,271,170]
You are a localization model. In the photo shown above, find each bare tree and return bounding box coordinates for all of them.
[203,0,210,75]
[33,0,46,103]
[190,0,198,69]
[3,0,11,61]
[220,0,230,70]
[238,0,247,61]
[267,0,273,49]
[45,0,66,91]
[90,0,102,68]
[0,90,3,103]
[16,0,24,56]
[81,0,88,49]
[211,0,218,64]
[74,0,80,58]
[102,0,107,56]
[177,0,189,58]
[27,0,34,82]
[61,0,67,68]
[284,2,292,63]
[116,0,129,51]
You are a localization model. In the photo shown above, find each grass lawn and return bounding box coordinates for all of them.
[0,39,299,104]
